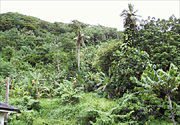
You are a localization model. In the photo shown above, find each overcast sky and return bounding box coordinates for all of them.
[0,1,180,31]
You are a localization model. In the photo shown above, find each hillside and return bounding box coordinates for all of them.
[0,12,121,77]
[0,10,180,124]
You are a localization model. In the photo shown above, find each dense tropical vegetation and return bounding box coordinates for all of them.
[0,4,180,124]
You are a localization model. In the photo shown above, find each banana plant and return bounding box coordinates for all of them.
[131,63,180,125]
[29,71,42,99]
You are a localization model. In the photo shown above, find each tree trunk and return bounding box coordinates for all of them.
[77,42,80,72]
[167,93,176,125]
[5,77,10,125]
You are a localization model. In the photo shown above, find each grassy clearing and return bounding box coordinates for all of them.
[8,93,118,125]
[36,93,119,125]
[8,92,173,125]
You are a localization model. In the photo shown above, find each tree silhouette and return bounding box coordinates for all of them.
[120,4,141,46]
[71,20,86,72]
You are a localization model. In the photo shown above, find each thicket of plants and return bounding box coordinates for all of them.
[0,4,180,124]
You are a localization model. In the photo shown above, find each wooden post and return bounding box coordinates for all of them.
[6,77,9,104]
[5,77,10,125]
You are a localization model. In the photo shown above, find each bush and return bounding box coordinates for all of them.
[11,96,41,111]
[79,93,149,125]
[134,16,180,71]
[0,58,15,77]
[9,96,41,125]
[83,72,107,92]
[93,40,123,74]
[111,93,149,124]
[55,78,83,105]
[131,63,180,124]
[80,109,99,125]
[95,42,149,98]
[2,46,15,61]
[9,110,38,125]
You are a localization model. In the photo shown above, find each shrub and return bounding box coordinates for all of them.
[131,63,180,124]
[83,72,107,92]
[55,79,83,105]
[80,93,149,124]
[2,46,15,61]
[111,93,149,124]
[134,16,180,71]
[95,42,149,98]
[79,109,99,125]
[9,110,38,125]
[11,96,41,111]
[8,96,41,125]
[0,58,15,77]
[93,40,123,74]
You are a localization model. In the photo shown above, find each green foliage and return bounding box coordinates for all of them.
[23,45,54,67]
[8,92,172,125]
[0,28,20,50]
[120,4,140,46]
[0,12,17,31]
[81,45,98,71]
[94,40,123,74]
[57,32,76,52]
[52,50,77,79]
[134,16,180,71]
[83,72,107,92]
[111,93,149,124]
[95,41,149,97]
[11,96,41,111]
[1,11,180,124]
[10,57,32,71]
[107,47,149,97]
[8,96,41,125]
[131,63,180,96]
[79,93,149,124]
[131,63,180,124]
[0,76,6,96]
[0,58,14,77]
[78,46,99,91]
[55,78,83,105]
[9,71,52,99]
[1,46,15,61]
[9,110,38,125]
[77,93,118,125]
[84,25,120,45]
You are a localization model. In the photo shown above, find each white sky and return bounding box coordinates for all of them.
[0,1,180,31]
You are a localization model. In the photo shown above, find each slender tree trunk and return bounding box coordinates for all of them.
[116,33,118,40]
[77,42,80,72]
[167,93,176,125]
[5,77,10,125]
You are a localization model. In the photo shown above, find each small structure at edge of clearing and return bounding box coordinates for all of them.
[0,101,20,125]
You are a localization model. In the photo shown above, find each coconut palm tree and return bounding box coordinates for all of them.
[120,3,140,29]
[71,20,86,72]
[120,4,141,46]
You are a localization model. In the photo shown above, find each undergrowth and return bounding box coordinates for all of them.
[8,92,173,125]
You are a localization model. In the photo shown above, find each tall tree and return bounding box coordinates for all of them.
[71,20,86,72]
[120,4,140,46]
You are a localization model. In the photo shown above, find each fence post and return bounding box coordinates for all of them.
[5,77,10,125]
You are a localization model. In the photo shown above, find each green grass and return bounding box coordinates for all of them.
[36,93,119,125]
[8,93,118,125]
[8,93,173,125]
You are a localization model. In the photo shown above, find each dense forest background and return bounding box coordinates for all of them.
[0,4,180,124]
